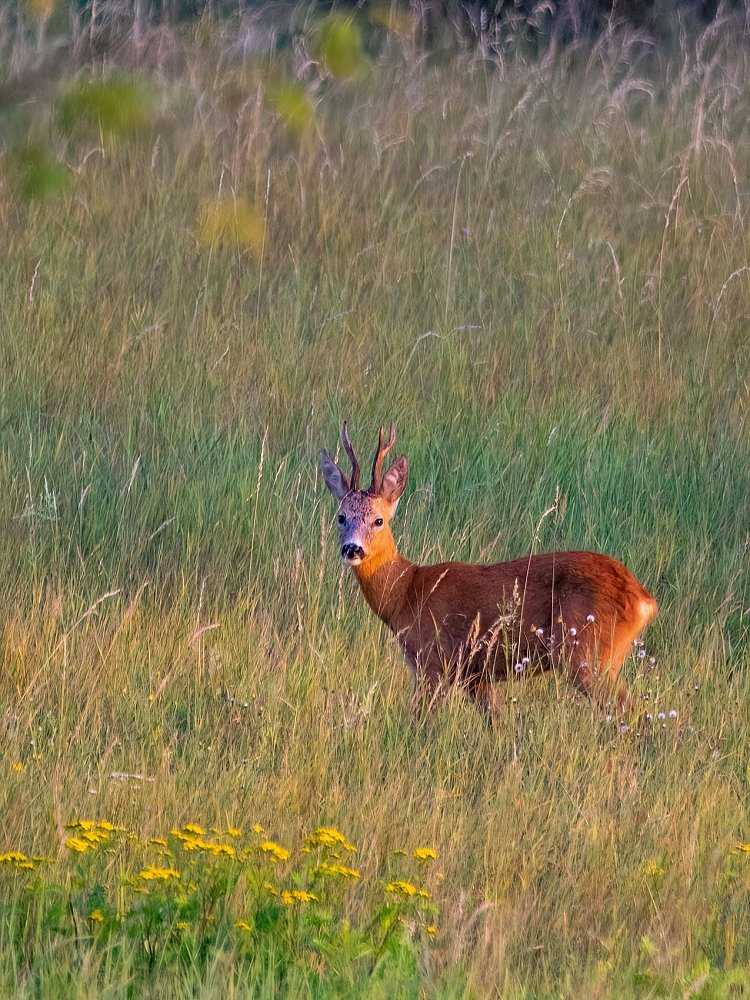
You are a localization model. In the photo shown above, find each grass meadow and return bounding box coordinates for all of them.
[1,5,750,996]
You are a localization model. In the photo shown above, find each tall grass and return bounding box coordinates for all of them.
[1,6,749,996]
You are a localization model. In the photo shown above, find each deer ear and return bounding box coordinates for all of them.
[320,450,350,501]
[380,455,408,505]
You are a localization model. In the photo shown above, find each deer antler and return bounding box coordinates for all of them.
[341,422,360,491]
[370,423,396,494]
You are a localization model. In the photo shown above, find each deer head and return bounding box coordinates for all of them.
[320,423,408,568]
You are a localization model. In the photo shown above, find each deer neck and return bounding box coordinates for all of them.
[353,536,414,630]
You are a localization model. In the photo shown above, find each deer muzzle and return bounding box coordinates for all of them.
[341,542,365,564]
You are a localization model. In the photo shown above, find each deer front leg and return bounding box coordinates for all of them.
[465,676,500,726]
[412,666,445,719]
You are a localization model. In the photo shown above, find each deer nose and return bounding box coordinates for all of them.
[341,543,365,561]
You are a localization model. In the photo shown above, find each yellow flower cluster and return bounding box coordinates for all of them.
[282,889,318,905]
[643,861,666,878]
[184,839,235,859]
[385,880,430,898]
[65,837,95,854]
[182,824,205,836]
[315,861,361,880]
[170,829,236,858]
[259,841,291,863]
[413,847,437,862]
[2,818,446,954]
[65,820,121,854]
[68,820,117,832]
[139,866,181,881]
[0,851,34,871]
[0,851,28,863]
[264,883,319,904]
[305,827,356,853]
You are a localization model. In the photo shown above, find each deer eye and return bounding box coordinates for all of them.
[373,517,384,527]
[337,513,346,525]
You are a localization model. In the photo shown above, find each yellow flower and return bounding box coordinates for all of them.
[259,841,290,863]
[67,820,117,833]
[315,861,361,880]
[413,847,437,862]
[386,880,419,896]
[139,866,181,881]
[198,198,264,255]
[65,837,95,854]
[305,827,356,853]
[735,843,750,852]
[149,838,168,847]
[252,824,264,834]
[0,852,28,864]
[234,919,253,932]
[182,824,205,836]
[180,838,235,859]
[12,762,24,772]
[643,861,665,878]
[290,890,318,903]
[175,921,189,930]
[425,924,437,936]
[279,889,318,905]
[16,861,35,871]
[81,829,109,844]
[226,827,241,837]
[207,843,235,859]
[263,882,279,895]
[89,909,105,922]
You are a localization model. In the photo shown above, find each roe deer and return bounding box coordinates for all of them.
[320,423,657,718]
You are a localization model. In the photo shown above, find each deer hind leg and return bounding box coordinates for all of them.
[565,613,652,714]
[562,626,629,713]
[563,647,608,704]
[600,599,658,714]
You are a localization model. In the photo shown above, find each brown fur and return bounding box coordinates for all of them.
[321,427,657,717]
